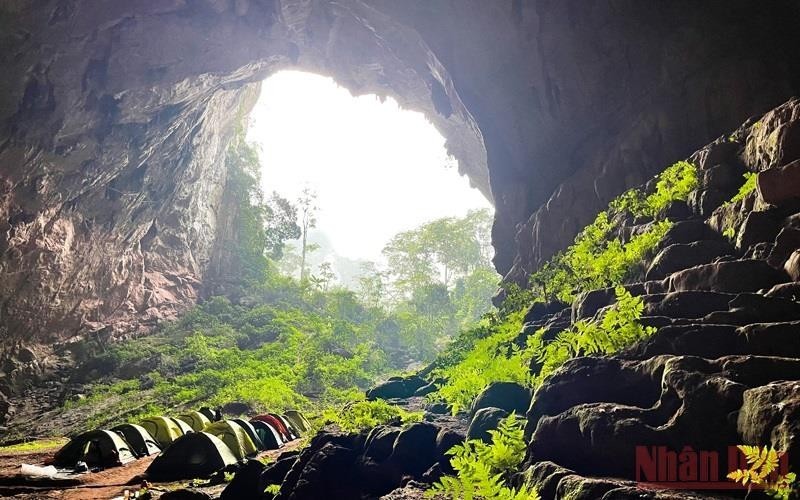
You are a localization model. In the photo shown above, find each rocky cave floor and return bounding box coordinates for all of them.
[3,99,800,499]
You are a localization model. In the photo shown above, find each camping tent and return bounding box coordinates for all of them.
[249,420,284,450]
[178,411,211,432]
[284,410,311,434]
[140,416,186,447]
[203,420,258,461]
[231,418,264,450]
[273,414,298,440]
[112,424,161,457]
[54,430,136,468]
[252,414,291,442]
[146,432,237,481]
[169,417,194,435]
[199,406,221,423]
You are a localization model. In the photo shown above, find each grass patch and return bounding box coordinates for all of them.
[0,438,68,454]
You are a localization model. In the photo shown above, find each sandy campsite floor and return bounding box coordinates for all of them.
[0,439,303,499]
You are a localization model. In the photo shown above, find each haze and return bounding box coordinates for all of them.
[246,70,492,262]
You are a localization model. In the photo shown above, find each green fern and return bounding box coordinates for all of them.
[728,445,796,499]
[531,287,654,386]
[727,172,757,205]
[428,414,540,500]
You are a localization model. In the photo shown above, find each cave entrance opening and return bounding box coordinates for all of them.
[245,70,493,289]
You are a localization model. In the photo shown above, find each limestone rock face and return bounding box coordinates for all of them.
[2,2,800,357]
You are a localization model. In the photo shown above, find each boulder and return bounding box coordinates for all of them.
[659,200,692,221]
[388,423,439,477]
[412,381,438,397]
[281,443,360,500]
[738,381,800,461]
[784,250,800,280]
[736,211,781,251]
[758,158,800,205]
[701,162,743,192]
[221,460,266,500]
[367,376,427,400]
[222,401,252,416]
[645,240,733,280]
[642,291,734,319]
[424,402,449,414]
[656,220,720,249]
[687,188,728,217]
[523,300,569,324]
[435,429,464,473]
[765,281,800,300]
[470,382,531,417]
[466,407,508,442]
[363,426,401,462]
[261,453,299,486]
[767,227,800,268]
[668,259,787,293]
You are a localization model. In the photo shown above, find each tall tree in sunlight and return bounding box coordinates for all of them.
[383,208,494,294]
[357,261,389,309]
[264,192,301,259]
[298,187,319,282]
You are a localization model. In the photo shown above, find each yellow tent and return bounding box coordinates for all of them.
[284,410,312,434]
[203,420,258,461]
[140,416,185,447]
[178,411,211,432]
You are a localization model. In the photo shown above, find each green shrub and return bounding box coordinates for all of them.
[529,287,655,385]
[530,219,671,303]
[320,400,422,433]
[428,414,539,500]
[432,310,531,414]
[611,161,698,218]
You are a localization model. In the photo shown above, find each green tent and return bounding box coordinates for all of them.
[284,410,312,434]
[112,423,161,457]
[249,420,283,450]
[204,420,258,461]
[146,432,237,481]
[140,416,185,447]
[231,418,264,450]
[54,430,136,468]
[178,411,211,432]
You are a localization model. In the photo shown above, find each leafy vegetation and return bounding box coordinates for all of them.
[727,445,796,499]
[430,162,697,413]
[727,172,758,205]
[609,160,698,218]
[428,414,539,500]
[528,287,654,385]
[0,438,68,453]
[320,400,422,433]
[432,310,529,414]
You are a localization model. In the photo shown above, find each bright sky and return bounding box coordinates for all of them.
[246,70,492,262]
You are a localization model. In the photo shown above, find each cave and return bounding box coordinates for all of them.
[2,1,800,499]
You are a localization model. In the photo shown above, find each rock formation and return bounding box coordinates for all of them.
[2,1,800,359]
[518,98,800,498]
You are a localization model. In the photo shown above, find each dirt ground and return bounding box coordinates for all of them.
[0,439,302,499]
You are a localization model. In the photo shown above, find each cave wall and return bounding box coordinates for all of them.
[1,0,800,351]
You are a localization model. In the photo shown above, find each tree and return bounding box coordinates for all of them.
[311,261,337,292]
[383,229,436,299]
[264,192,301,260]
[297,187,318,283]
[382,210,493,295]
[357,262,389,309]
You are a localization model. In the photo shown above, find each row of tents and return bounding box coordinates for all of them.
[53,408,311,480]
